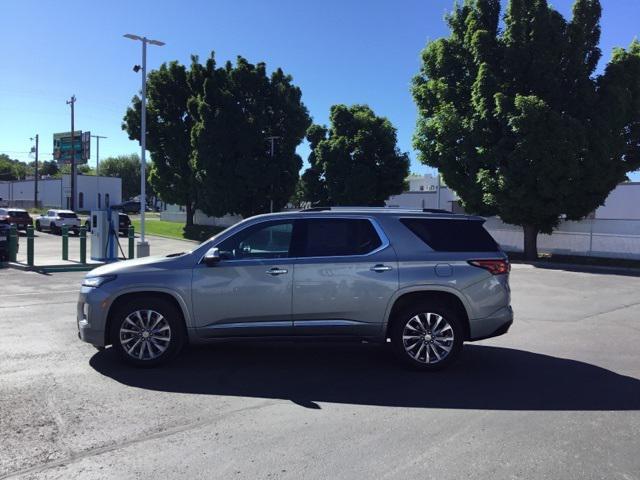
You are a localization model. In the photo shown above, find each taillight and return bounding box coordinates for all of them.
[468,259,510,275]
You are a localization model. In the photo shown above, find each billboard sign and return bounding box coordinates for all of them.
[53,131,90,165]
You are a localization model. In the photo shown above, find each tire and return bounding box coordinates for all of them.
[35,221,42,232]
[50,222,58,234]
[110,296,185,367]
[390,302,464,371]
[71,228,79,236]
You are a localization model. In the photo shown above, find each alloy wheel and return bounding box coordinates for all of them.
[119,309,172,361]
[402,312,454,364]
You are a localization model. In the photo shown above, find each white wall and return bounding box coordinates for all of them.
[160,204,241,227]
[386,188,457,211]
[0,175,122,210]
[595,182,640,219]
[485,217,640,260]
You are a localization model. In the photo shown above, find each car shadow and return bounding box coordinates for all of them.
[90,343,640,411]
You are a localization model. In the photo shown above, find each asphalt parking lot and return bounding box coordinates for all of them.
[1,264,639,479]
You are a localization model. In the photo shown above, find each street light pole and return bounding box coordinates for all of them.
[124,33,164,257]
[266,136,280,213]
[30,134,39,208]
[66,95,76,210]
[91,135,107,209]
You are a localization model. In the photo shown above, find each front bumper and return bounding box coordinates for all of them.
[77,286,111,347]
[468,305,513,341]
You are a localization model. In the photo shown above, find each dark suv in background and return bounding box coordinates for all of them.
[0,208,33,232]
[77,208,513,370]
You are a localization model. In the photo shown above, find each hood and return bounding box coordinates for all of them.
[87,254,188,277]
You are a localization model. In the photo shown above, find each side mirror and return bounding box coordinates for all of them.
[203,247,221,266]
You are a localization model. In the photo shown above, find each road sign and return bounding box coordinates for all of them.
[53,131,90,165]
[82,131,91,160]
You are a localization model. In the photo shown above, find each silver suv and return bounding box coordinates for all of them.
[77,208,513,370]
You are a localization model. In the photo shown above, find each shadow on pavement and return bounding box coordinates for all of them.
[90,343,640,411]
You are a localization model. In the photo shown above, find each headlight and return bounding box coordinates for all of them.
[82,275,116,288]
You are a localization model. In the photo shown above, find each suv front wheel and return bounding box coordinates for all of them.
[390,302,463,371]
[110,296,185,367]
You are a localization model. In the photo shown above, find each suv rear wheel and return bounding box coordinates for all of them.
[390,302,463,371]
[110,296,185,367]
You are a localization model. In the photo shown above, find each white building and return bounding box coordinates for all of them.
[0,174,122,211]
[594,182,640,219]
[407,173,439,192]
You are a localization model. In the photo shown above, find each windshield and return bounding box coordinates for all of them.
[9,211,29,217]
[58,212,78,219]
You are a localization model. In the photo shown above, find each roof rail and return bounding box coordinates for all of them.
[301,206,331,211]
[422,208,450,213]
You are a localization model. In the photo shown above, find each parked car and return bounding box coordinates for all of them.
[35,209,81,235]
[114,201,141,215]
[77,208,513,369]
[84,213,131,236]
[0,219,15,261]
[0,208,33,232]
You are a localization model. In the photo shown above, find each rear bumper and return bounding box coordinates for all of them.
[468,305,513,341]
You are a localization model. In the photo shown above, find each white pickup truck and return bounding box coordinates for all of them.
[35,209,81,235]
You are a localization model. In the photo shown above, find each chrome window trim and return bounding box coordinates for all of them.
[197,215,390,265]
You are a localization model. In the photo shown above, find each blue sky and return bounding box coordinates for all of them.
[1,0,639,180]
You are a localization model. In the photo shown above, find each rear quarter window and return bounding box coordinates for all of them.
[400,218,499,252]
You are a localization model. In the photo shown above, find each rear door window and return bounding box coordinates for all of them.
[294,218,383,257]
[400,218,499,252]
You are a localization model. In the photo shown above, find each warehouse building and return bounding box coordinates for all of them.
[0,174,122,211]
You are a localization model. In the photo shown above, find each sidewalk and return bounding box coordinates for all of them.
[5,231,199,272]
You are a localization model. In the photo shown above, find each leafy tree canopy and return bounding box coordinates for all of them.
[0,154,29,181]
[412,0,640,258]
[123,60,199,225]
[301,104,410,206]
[98,154,150,201]
[190,54,311,218]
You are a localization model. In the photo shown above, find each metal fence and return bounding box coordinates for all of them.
[484,217,640,260]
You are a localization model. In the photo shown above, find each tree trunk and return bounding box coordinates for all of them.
[523,224,539,261]
[185,200,194,227]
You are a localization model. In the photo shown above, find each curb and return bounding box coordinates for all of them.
[511,260,640,276]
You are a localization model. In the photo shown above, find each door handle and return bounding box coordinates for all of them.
[370,264,392,273]
[266,267,288,276]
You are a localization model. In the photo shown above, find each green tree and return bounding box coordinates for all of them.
[301,105,410,206]
[39,160,59,177]
[190,55,311,218]
[123,60,203,226]
[413,0,640,259]
[0,154,17,180]
[56,164,95,178]
[0,154,30,180]
[98,154,148,201]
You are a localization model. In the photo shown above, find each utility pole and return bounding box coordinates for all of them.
[66,95,76,210]
[92,135,107,209]
[266,136,280,213]
[31,134,39,208]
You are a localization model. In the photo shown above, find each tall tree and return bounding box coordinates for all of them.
[413,0,640,259]
[190,55,311,218]
[40,160,59,177]
[99,154,149,201]
[0,154,30,180]
[301,104,410,206]
[123,60,199,225]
